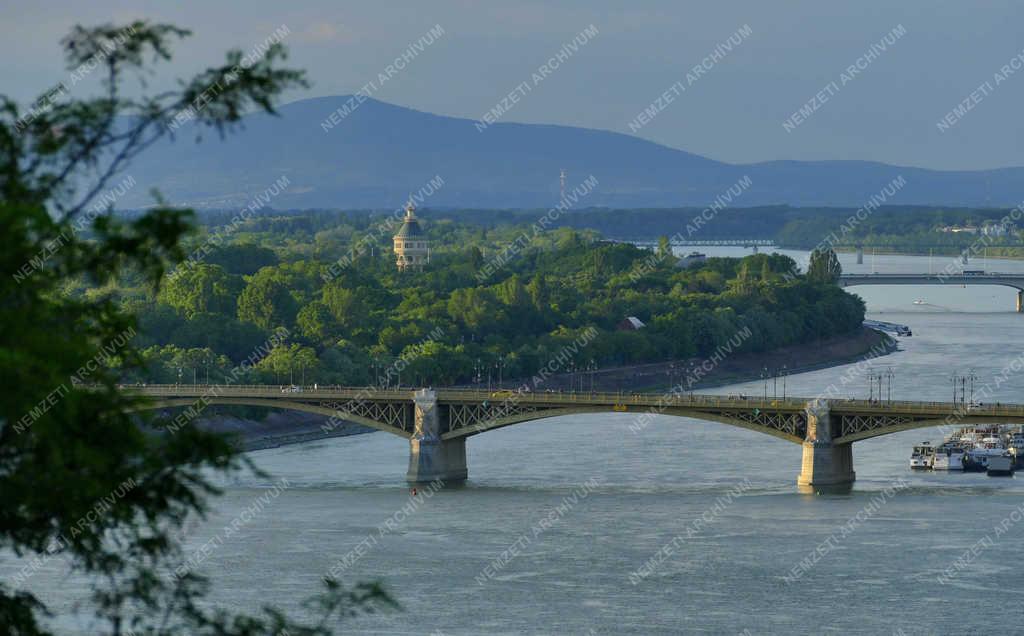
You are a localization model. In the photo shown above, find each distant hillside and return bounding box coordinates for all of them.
[117,96,1024,210]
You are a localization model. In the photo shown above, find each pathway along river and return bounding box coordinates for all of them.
[22,248,1024,634]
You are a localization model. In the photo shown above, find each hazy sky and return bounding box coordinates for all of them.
[4,1,1022,171]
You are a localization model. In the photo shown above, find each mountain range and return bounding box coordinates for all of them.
[116,95,1024,210]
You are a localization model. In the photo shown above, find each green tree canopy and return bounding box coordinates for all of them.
[0,20,392,635]
[158,263,242,318]
[237,272,299,330]
[806,247,843,283]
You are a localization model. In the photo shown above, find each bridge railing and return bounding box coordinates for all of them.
[113,385,1024,417]
[120,384,414,399]
[121,384,809,409]
[830,397,1024,417]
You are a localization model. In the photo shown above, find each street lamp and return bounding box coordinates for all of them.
[494,356,508,390]
[782,365,787,400]
[761,367,768,401]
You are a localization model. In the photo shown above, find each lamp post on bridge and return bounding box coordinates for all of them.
[473,358,483,388]
[761,367,768,401]
[494,356,508,390]
[868,370,884,402]
[782,365,788,400]
[951,374,967,406]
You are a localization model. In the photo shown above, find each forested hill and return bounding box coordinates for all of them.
[116,95,1024,210]
[97,212,865,386]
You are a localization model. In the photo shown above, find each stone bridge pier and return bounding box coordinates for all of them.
[797,399,855,492]
[407,389,468,483]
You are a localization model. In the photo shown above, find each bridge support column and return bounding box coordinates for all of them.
[856,246,863,265]
[797,400,855,492]
[1017,290,1022,313]
[406,389,467,484]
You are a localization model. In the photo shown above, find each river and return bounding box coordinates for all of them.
[19,248,1024,635]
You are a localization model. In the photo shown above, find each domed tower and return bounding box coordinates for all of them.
[393,202,429,271]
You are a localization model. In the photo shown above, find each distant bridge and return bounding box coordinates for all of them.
[669,238,775,250]
[839,272,1024,311]
[126,385,1024,491]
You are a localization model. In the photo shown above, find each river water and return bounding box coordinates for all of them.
[19,248,1024,634]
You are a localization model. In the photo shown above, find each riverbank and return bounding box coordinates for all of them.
[192,327,896,453]
[188,327,892,450]
[196,410,374,452]
[476,326,895,394]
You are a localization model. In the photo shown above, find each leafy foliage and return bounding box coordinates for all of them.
[806,248,842,284]
[1,21,394,635]
[110,209,867,387]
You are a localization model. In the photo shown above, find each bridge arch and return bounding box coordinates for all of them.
[835,414,1024,445]
[442,405,805,445]
[140,397,412,439]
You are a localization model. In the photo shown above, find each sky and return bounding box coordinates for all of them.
[2,0,1022,171]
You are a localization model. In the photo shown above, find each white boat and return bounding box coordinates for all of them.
[932,452,950,470]
[910,443,935,469]
[947,448,965,471]
[988,452,1015,476]
[913,299,926,305]
[965,446,1005,472]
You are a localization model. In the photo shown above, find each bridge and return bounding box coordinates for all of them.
[840,272,1024,312]
[128,385,1024,491]
[669,238,774,252]
[835,244,998,265]
[668,238,775,247]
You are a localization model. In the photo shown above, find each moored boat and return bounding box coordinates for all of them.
[910,443,935,469]
[947,448,965,471]
[988,452,1015,476]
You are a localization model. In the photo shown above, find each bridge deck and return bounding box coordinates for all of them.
[839,273,1024,289]
[126,384,809,410]
[125,385,1024,418]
